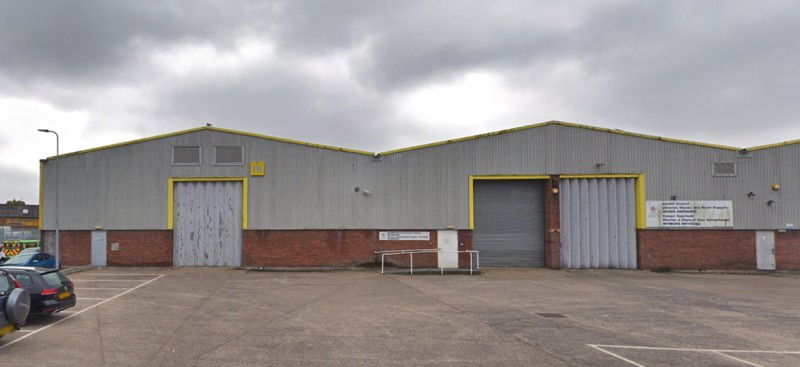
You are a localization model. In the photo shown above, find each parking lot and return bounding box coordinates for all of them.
[1,268,798,366]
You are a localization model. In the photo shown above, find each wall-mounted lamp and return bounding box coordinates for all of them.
[747,192,755,198]
[767,200,776,206]
[362,189,371,196]
[771,183,780,191]
[354,187,360,192]
[550,177,560,195]
[670,195,678,201]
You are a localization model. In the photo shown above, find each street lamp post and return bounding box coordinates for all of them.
[37,129,59,270]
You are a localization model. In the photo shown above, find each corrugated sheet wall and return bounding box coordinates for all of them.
[39,124,800,231]
[173,181,242,267]
[560,178,637,269]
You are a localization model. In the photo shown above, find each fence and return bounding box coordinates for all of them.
[374,248,480,275]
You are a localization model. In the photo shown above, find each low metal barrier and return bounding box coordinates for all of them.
[374,249,480,275]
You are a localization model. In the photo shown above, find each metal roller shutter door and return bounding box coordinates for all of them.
[559,178,637,269]
[173,181,243,267]
[473,180,545,267]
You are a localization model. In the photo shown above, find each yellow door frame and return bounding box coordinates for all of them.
[468,174,646,230]
[468,175,550,229]
[559,174,646,229]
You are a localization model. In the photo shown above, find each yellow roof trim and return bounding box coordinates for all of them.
[379,120,743,155]
[44,126,373,160]
[746,139,800,151]
[42,121,799,160]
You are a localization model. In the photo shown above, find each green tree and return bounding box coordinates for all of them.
[5,199,26,205]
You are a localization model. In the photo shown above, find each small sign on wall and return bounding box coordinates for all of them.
[646,200,733,228]
[379,231,430,241]
[250,161,265,176]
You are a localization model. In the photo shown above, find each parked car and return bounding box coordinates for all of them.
[2,267,75,317]
[0,269,30,338]
[1,251,57,268]
[17,247,42,256]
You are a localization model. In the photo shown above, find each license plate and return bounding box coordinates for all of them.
[58,291,71,300]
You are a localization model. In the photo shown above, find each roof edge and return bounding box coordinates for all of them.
[746,139,800,151]
[379,121,742,155]
[45,126,374,160]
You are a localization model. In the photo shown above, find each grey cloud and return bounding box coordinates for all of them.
[150,62,419,152]
[0,1,277,85]
[0,165,39,205]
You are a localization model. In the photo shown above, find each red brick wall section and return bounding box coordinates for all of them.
[40,230,92,266]
[776,231,800,270]
[544,176,562,269]
[243,230,452,268]
[639,230,756,270]
[107,231,173,267]
[457,230,474,269]
[41,230,173,267]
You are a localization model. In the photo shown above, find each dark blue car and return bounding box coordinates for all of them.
[2,252,57,268]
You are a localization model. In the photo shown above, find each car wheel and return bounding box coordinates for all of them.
[5,288,31,327]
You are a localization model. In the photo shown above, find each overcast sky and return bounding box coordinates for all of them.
[2,1,799,204]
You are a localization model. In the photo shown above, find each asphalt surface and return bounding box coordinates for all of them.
[0,268,798,366]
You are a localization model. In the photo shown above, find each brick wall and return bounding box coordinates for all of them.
[41,230,173,267]
[243,229,475,268]
[776,231,800,270]
[638,230,756,270]
[41,230,91,266]
[243,230,437,268]
[544,176,561,269]
[107,231,173,267]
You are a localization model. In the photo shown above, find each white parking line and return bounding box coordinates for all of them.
[77,274,164,276]
[0,274,164,350]
[588,344,800,367]
[76,298,109,300]
[588,345,646,367]
[72,279,148,282]
[78,288,130,290]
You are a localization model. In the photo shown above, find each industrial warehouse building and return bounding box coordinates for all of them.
[38,121,800,271]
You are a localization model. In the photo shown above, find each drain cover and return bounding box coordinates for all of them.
[536,313,567,318]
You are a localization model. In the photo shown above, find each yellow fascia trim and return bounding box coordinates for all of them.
[746,139,800,151]
[167,177,249,230]
[50,126,373,160]
[559,174,647,229]
[380,120,742,156]
[469,175,550,229]
[38,161,44,229]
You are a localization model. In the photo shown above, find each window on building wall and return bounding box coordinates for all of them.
[215,146,244,165]
[173,146,201,165]
[712,162,736,177]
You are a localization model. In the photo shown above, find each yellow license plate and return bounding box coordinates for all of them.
[0,324,14,337]
[58,291,71,300]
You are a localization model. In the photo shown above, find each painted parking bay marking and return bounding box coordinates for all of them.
[0,274,164,350]
[589,344,800,367]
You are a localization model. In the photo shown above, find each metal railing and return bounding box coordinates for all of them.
[374,249,480,275]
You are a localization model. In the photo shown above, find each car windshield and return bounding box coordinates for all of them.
[4,253,34,265]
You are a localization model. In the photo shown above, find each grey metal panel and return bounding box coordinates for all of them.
[173,181,242,267]
[560,178,637,269]
[473,180,545,267]
[38,123,800,232]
